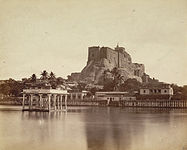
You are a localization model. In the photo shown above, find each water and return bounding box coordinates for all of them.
[0,105,187,150]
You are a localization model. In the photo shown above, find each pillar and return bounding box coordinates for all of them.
[39,94,43,109]
[58,95,61,110]
[48,94,51,111]
[22,94,26,110]
[28,95,31,110]
[36,96,39,108]
[53,94,57,110]
[65,95,67,110]
[56,95,59,110]
[30,94,33,110]
[57,96,60,110]
[60,95,62,110]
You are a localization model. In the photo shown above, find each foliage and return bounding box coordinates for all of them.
[103,80,115,91]
[0,70,66,97]
[182,85,187,100]
[40,70,49,80]
[103,67,125,91]
[1,69,186,100]
[77,82,87,91]
[49,72,56,80]
[0,79,24,97]
[30,74,37,83]
[48,72,57,88]
[119,78,142,93]
[56,77,65,85]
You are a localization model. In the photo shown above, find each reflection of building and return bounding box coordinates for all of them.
[22,87,68,112]
[83,107,143,150]
[139,84,173,100]
[95,92,136,101]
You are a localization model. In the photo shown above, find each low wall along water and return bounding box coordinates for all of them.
[1,97,187,108]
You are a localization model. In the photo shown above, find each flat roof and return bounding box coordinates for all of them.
[23,89,68,94]
[96,92,128,94]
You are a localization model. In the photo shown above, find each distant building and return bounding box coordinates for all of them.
[138,84,173,100]
[65,81,78,88]
[68,89,89,100]
[95,91,136,102]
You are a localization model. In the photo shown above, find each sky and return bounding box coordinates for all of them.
[0,0,186,85]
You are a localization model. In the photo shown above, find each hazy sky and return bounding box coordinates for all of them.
[0,0,186,85]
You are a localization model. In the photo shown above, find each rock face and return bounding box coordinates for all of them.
[70,45,146,84]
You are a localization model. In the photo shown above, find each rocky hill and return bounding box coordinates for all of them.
[68,45,149,84]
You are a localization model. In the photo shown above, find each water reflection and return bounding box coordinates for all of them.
[0,106,187,150]
[83,107,144,150]
[21,111,69,145]
[18,109,87,150]
[82,107,187,150]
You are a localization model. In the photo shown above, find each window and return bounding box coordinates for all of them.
[164,90,167,93]
[143,90,146,93]
[158,89,161,93]
[150,89,153,93]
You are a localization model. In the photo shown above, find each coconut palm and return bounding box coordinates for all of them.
[49,71,56,80]
[48,71,57,89]
[40,70,48,80]
[30,74,37,83]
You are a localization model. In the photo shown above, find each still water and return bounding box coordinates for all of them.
[0,105,187,150]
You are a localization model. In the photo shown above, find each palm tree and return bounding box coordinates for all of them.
[30,74,37,83]
[49,71,56,80]
[111,67,119,77]
[48,71,57,89]
[111,67,124,91]
[40,70,48,80]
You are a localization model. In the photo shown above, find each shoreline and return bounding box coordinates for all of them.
[1,98,187,108]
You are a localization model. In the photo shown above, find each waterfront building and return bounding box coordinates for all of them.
[22,86,68,112]
[65,81,78,88]
[95,91,136,102]
[138,84,173,100]
[68,89,89,100]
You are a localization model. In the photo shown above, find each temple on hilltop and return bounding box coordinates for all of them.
[68,45,151,84]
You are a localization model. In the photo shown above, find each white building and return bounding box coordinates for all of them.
[139,84,173,100]
[22,88,68,112]
[68,90,89,100]
[95,91,136,101]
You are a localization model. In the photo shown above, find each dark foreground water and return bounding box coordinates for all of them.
[0,105,187,150]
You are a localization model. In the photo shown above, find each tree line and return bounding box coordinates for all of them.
[0,70,65,97]
[0,69,187,100]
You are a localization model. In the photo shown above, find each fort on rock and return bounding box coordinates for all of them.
[69,45,148,84]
